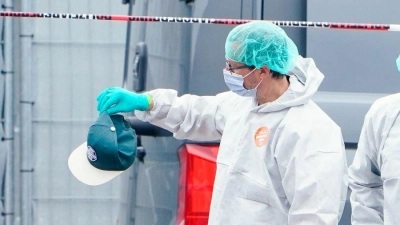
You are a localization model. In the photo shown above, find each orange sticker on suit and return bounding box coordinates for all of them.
[254,126,269,147]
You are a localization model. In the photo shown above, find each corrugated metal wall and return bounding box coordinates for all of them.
[30,1,127,224]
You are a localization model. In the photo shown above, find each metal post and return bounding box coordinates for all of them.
[261,0,264,20]
[20,0,33,225]
[122,0,134,88]
[3,0,14,224]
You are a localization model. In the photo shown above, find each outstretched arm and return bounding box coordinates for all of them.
[135,89,228,141]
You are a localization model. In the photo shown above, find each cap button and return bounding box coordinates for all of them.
[110,126,116,131]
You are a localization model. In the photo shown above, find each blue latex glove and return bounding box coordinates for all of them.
[397,54,400,73]
[96,87,151,114]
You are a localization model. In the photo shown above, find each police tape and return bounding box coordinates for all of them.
[2,11,400,32]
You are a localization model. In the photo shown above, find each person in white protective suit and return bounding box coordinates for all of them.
[348,55,400,224]
[96,21,348,224]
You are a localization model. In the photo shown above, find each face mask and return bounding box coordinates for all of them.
[223,68,262,97]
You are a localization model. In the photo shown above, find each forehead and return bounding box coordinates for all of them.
[225,56,245,66]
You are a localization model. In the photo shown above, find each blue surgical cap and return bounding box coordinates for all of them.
[396,54,400,72]
[225,21,299,74]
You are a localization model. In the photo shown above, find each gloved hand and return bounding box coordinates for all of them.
[396,54,400,72]
[96,87,151,114]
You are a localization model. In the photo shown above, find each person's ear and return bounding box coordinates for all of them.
[259,65,271,78]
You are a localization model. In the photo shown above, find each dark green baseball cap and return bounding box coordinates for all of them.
[68,112,137,186]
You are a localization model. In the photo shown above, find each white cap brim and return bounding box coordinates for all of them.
[68,142,124,186]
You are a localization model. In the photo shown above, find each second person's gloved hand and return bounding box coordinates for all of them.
[396,54,400,73]
[96,87,151,114]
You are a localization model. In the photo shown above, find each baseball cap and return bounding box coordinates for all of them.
[68,112,137,186]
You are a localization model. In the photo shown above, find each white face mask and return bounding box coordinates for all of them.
[223,68,263,97]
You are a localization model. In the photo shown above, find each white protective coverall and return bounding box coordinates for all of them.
[348,93,400,224]
[136,56,348,225]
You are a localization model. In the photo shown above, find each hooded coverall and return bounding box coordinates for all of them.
[349,93,400,224]
[136,56,348,225]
